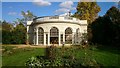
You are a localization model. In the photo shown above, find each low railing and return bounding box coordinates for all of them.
[64,17,73,20]
[49,16,59,19]
[35,16,82,24]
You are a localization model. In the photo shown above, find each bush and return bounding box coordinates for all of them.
[25,46,101,67]
[45,45,57,59]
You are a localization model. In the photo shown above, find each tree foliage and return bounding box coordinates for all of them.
[105,6,120,23]
[2,21,14,44]
[2,10,36,44]
[91,6,120,46]
[73,2,101,24]
[2,20,13,31]
[21,10,36,21]
[73,2,101,43]
[12,23,26,44]
[2,21,26,44]
[21,10,36,44]
[118,1,120,10]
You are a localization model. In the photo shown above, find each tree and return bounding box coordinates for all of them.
[0,20,1,43]
[21,10,37,44]
[21,10,36,22]
[21,10,35,44]
[2,20,13,31]
[2,20,27,44]
[2,20,14,44]
[73,2,101,24]
[73,2,101,44]
[91,6,120,46]
[2,10,35,44]
[12,23,26,44]
[104,6,120,45]
[91,16,112,45]
[13,18,25,27]
[118,1,120,10]
[105,6,120,23]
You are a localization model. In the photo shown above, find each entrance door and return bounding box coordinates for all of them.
[65,27,72,44]
[50,27,59,44]
[50,37,58,44]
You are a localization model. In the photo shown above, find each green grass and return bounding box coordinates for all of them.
[92,46,120,67]
[93,51,119,66]
[1,45,120,67]
[80,46,119,67]
[2,46,45,66]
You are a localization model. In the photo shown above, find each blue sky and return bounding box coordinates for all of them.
[2,1,117,23]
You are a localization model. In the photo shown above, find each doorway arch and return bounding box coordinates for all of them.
[50,27,59,44]
[38,27,44,44]
[65,27,72,44]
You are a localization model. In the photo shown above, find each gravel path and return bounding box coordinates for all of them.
[1,44,71,49]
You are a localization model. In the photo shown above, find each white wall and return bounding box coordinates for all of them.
[35,23,81,33]
[27,17,87,45]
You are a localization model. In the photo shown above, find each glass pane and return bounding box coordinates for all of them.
[65,28,72,44]
[38,27,44,44]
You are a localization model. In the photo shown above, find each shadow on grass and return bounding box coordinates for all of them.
[95,45,120,55]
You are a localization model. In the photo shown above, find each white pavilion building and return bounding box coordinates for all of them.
[27,15,87,46]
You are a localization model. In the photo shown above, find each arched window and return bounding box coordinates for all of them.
[50,27,59,37]
[76,28,80,43]
[65,27,72,44]
[50,27,59,44]
[34,28,37,45]
[38,27,44,44]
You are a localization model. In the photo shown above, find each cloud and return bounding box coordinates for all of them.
[55,8,70,14]
[8,12,17,15]
[8,12,23,17]
[55,1,75,14]
[118,1,120,9]
[9,6,13,9]
[18,13,23,17]
[33,0,51,6]
[59,13,73,16]
[80,0,96,2]
[59,1,73,9]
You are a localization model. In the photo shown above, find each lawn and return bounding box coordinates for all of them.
[2,45,45,66]
[1,45,120,67]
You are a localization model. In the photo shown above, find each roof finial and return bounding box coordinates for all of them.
[69,11,71,16]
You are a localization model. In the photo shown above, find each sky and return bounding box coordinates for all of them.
[1,1,118,23]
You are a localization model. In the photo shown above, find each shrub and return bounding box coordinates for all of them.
[45,45,57,59]
[25,46,101,67]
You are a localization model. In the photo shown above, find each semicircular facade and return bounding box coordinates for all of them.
[27,16,87,46]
